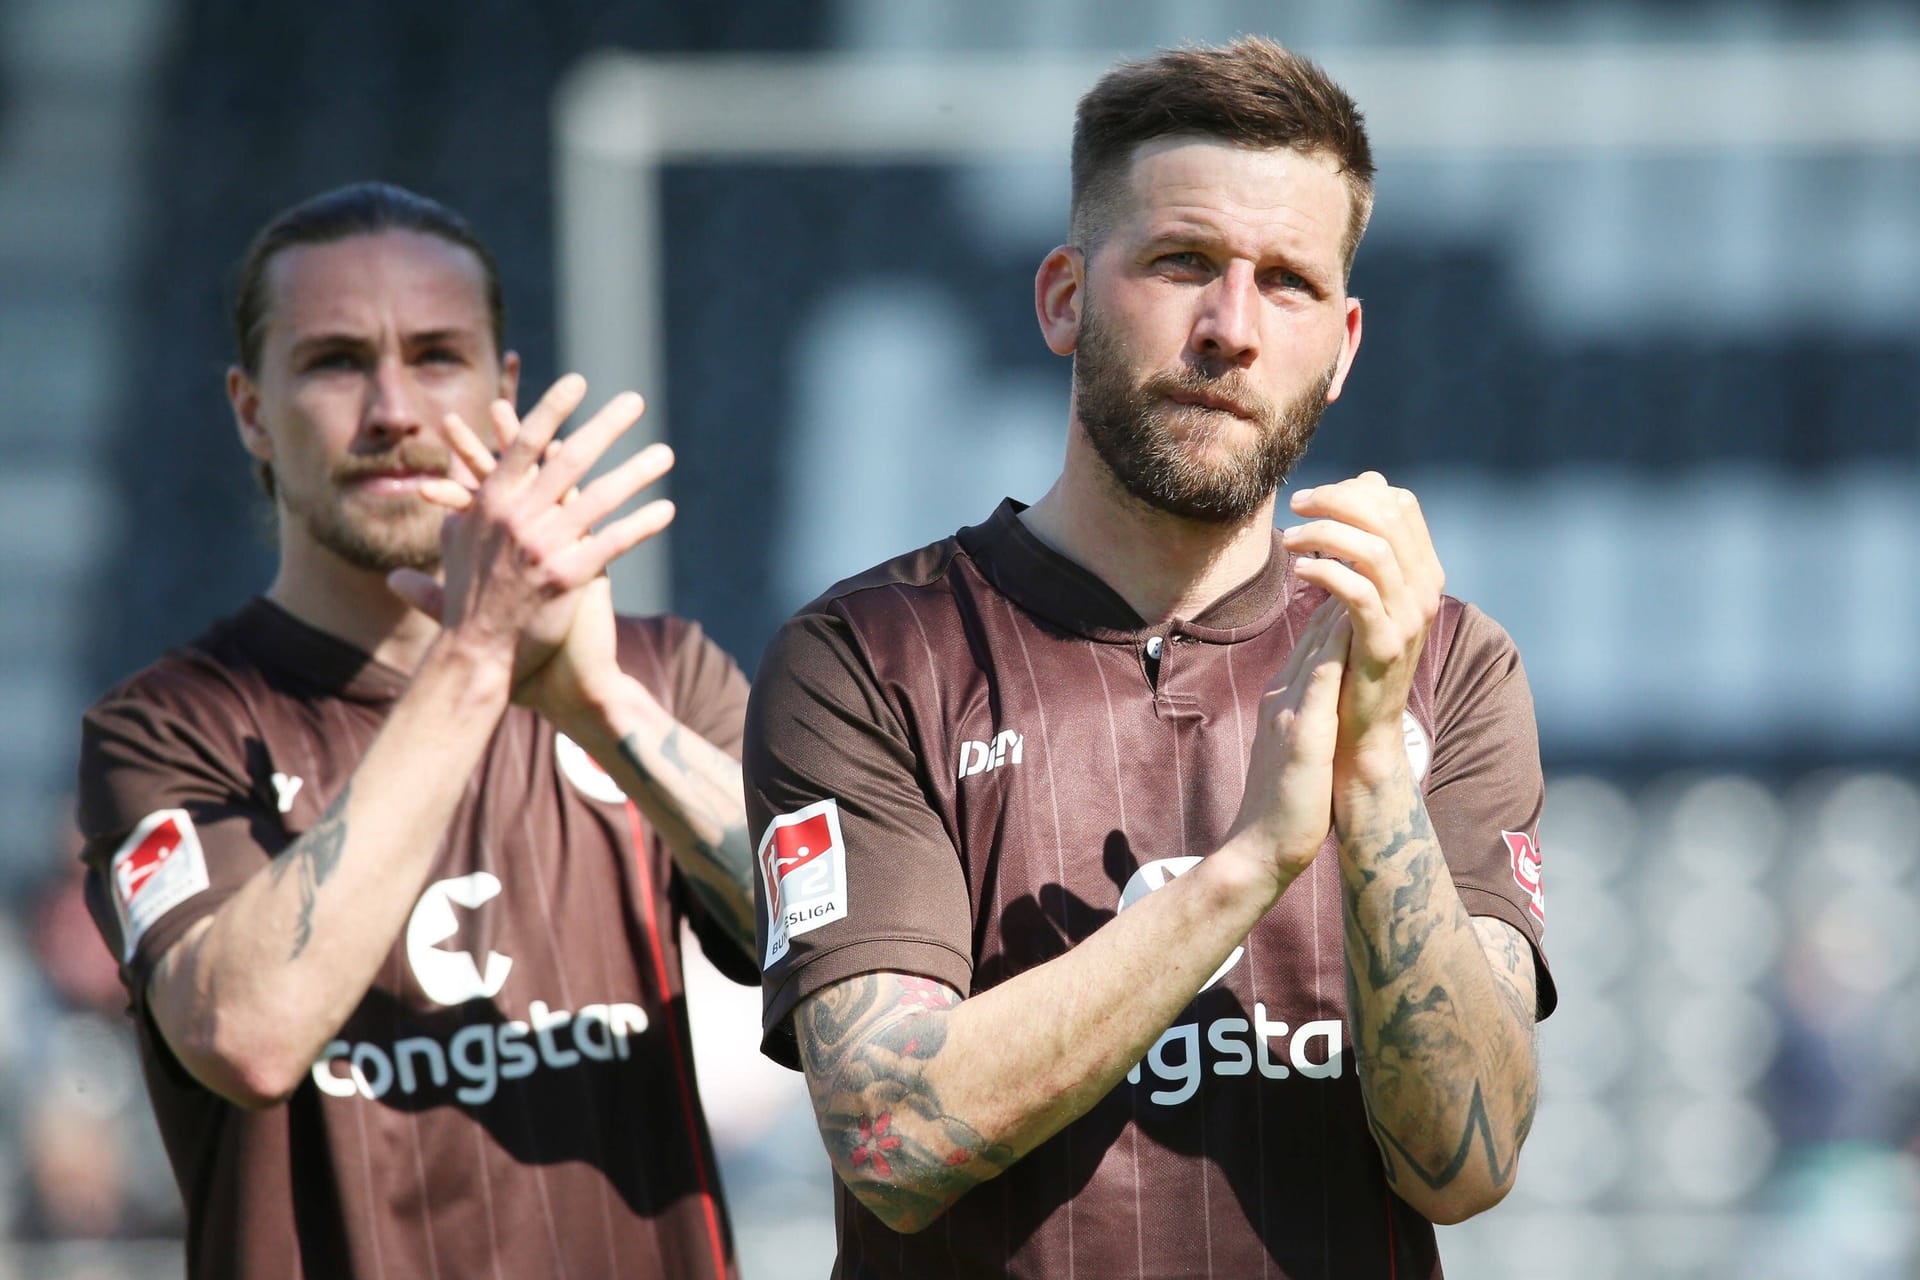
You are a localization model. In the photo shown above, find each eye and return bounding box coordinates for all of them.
[1266,268,1315,295]
[303,350,362,373]
[418,346,466,366]
[1154,251,1211,277]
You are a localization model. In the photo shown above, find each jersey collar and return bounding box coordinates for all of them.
[957,498,1298,643]
[235,598,412,703]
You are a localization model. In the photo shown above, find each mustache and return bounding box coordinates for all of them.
[1142,367,1276,424]
[332,445,452,484]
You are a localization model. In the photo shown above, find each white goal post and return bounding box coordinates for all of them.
[553,43,1920,613]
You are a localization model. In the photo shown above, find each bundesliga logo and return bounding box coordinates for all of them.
[758,798,850,967]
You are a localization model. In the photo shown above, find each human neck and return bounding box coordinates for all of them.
[266,532,442,674]
[1019,429,1279,624]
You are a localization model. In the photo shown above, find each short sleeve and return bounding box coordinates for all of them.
[744,610,974,1068]
[75,682,284,998]
[657,616,750,763]
[1426,605,1557,1019]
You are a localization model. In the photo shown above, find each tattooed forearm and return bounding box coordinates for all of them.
[796,974,1016,1231]
[269,783,352,961]
[614,727,756,948]
[1342,803,1453,989]
[1338,790,1538,1215]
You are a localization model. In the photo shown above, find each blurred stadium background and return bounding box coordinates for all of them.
[1,1,1915,1277]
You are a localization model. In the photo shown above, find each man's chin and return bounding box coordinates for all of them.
[308,514,445,576]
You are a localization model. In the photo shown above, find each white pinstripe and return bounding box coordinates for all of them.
[471,1122,507,1280]
[1086,639,1145,1279]
[1224,638,1273,1280]
[1001,594,1075,1280]
[503,714,587,1280]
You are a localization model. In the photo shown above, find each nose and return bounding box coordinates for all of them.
[363,356,423,441]
[1189,260,1260,369]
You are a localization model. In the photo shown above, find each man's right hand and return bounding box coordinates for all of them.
[388,372,675,689]
[1221,595,1351,893]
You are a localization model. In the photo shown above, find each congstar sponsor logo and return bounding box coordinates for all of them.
[1128,1010,1344,1105]
[309,872,650,1105]
[1118,856,1345,1105]
[311,999,650,1106]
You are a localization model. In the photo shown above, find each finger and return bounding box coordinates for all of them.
[1267,595,1346,694]
[1283,523,1409,622]
[1289,477,1442,598]
[530,392,647,509]
[1282,521,1398,586]
[386,568,446,620]
[544,440,582,506]
[1289,478,1392,528]
[550,442,673,538]
[1291,557,1394,660]
[439,412,497,482]
[498,373,588,474]
[1297,612,1353,711]
[490,400,528,474]
[417,478,475,510]
[547,498,676,584]
[1389,485,1444,595]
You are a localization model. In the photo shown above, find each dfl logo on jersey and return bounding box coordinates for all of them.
[1117,857,1342,1105]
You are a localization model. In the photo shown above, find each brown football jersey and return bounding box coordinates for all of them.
[746,500,1555,1280]
[76,599,752,1280]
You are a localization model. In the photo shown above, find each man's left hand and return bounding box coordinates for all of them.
[1281,471,1444,789]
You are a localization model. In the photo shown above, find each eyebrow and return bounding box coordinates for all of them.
[288,328,481,357]
[402,328,482,348]
[1140,225,1229,252]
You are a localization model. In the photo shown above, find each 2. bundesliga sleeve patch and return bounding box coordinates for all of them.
[110,809,210,961]
[757,798,849,969]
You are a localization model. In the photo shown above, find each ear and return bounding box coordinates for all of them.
[497,349,521,406]
[1034,245,1086,357]
[227,366,273,464]
[1324,296,1364,404]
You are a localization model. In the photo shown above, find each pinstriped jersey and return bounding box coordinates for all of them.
[747,499,1554,1280]
[77,599,751,1280]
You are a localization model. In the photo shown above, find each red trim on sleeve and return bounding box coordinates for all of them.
[624,800,730,1280]
[1383,1168,1398,1280]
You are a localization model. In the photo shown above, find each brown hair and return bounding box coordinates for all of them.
[1070,37,1375,274]
[231,182,505,497]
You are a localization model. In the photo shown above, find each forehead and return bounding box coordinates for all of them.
[262,229,491,344]
[1114,136,1352,266]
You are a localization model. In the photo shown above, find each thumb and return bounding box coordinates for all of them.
[386,568,446,621]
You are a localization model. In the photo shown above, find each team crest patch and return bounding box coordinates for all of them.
[555,732,628,804]
[1504,830,1545,923]
[1402,710,1431,783]
[757,798,849,968]
[110,809,210,961]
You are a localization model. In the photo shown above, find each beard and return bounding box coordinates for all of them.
[1073,300,1335,524]
[282,443,451,573]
